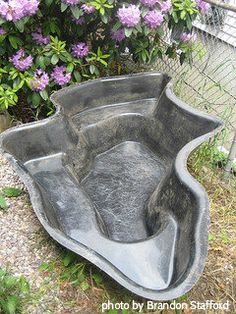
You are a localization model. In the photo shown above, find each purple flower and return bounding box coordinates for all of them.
[0,27,6,35]
[195,0,210,13]
[179,32,196,44]
[117,5,141,28]
[111,29,125,42]
[141,0,159,8]
[62,0,80,6]
[0,0,24,21]
[30,69,49,92]
[51,66,71,86]
[159,0,172,13]
[9,49,33,71]
[81,4,95,14]
[180,32,196,42]
[144,10,164,29]
[22,0,39,16]
[72,42,89,58]
[72,16,85,25]
[32,28,50,45]
[0,0,39,22]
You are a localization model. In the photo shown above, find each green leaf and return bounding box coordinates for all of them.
[80,281,90,291]
[71,7,83,19]
[141,50,147,63]
[0,34,6,43]
[39,262,50,271]
[4,276,18,289]
[135,23,142,33]
[18,276,30,293]
[73,70,81,82]
[112,21,121,31]
[156,27,164,37]
[97,46,102,57]
[143,25,151,36]
[172,11,178,23]
[180,10,186,20]
[61,2,68,12]
[2,187,23,197]
[89,64,96,74]
[1,296,18,314]
[98,58,107,66]
[208,233,215,241]
[0,195,8,209]
[0,17,5,26]
[92,273,103,285]
[39,90,48,101]
[14,19,25,32]
[100,7,105,15]
[62,251,77,267]
[100,54,110,59]
[36,56,45,69]
[46,0,54,6]
[51,54,59,65]
[31,92,41,108]
[101,14,108,23]
[67,63,74,73]
[8,36,18,49]
[124,28,133,37]
[186,14,192,30]
[61,51,73,62]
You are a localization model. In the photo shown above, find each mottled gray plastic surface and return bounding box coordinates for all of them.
[0,73,223,300]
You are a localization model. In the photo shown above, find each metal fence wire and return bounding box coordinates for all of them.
[130,0,236,173]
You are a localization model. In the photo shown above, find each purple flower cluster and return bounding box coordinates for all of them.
[141,0,159,8]
[0,0,39,22]
[72,42,89,58]
[32,28,50,45]
[159,0,172,13]
[62,0,80,6]
[30,69,49,92]
[111,29,125,42]
[116,1,171,33]
[117,5,141,28]
[51,66,71,86]
[9,49,33,71]
[0,27,6,35]
[195,0,210,13]
[144,10,164,28]
[81,4,95,14]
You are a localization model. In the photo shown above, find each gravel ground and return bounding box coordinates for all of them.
[0,154,100,314]
[0,154,60,313]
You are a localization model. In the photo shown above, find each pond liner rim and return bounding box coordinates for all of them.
[0,72,223,300]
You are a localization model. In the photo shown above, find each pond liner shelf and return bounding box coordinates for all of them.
[0,72,223,300]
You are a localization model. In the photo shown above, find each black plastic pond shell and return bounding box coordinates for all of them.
[0,73,223,300]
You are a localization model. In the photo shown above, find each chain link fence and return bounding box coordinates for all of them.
[129,0,236,174]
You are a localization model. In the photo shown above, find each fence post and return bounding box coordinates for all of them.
[225,130,236,176]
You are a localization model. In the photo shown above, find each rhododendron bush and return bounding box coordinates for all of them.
[0,0,209,116]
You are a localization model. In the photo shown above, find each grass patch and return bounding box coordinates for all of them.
[0,269,30,314]
[0,187,23,210]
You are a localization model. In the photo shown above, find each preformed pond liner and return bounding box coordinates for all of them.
[0,72,223,300]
